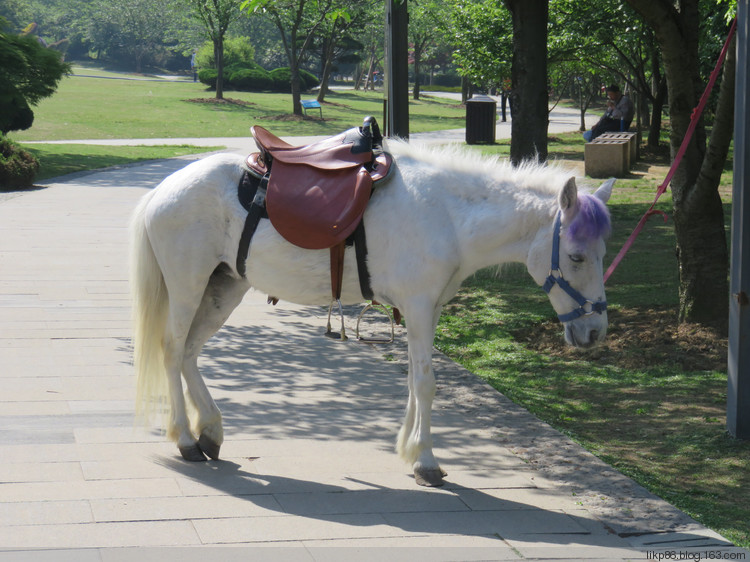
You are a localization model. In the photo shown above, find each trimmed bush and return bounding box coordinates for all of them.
[0,137,39,188]
[197,68,219,89]
[300,68,319,90]
[230,68,273,91]
[269,67,319,93]
[269,67,292,92]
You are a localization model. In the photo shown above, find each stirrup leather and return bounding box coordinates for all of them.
[325,299,348,341]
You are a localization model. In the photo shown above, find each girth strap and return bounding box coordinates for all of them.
[236,170,268,278]
[330,243,346,301]
[350,221,374,300]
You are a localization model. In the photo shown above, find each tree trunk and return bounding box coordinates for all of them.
[214,37,224,100]
[675,34,735,330]
[317,36,335,103]
[647,76,667,147]
[625,0,732,329]
[290,58,302,115]
[504,0,548,165]
[413,46,421,100]
[363,46,376,90]
[646,50,667,147]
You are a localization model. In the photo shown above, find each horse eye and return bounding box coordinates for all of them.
[569,254,585,263]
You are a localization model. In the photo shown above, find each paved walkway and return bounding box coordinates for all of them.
[0,132,747,560]
[21,103,596,152]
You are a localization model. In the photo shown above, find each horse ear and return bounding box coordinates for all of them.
[559,177,578,223]
[594,177,615,203]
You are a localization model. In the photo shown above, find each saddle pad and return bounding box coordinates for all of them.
[266,163,373,250]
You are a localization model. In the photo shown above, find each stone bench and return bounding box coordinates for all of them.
[596,131,637,163]
[584,138,630,178]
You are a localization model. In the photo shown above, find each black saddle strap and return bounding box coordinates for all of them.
[350,221,374,301]
[236,170,269,278]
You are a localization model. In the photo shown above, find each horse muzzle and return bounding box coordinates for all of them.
[564,314,608,349]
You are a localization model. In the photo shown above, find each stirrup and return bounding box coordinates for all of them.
[325,299,348,341]
[356,302,395,344]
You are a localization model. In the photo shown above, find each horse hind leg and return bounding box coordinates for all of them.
[162,299,206,462]
[182,264,250,460]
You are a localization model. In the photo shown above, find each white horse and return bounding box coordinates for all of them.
[130,141,614,487]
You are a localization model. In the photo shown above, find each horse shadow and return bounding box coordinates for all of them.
[154,454,611,548]
[129,300,736,551]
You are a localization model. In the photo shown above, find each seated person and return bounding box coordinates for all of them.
[583,84,634,142]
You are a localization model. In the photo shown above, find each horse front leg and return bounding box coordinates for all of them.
[396,301,445,487]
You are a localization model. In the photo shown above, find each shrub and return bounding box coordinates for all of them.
[229,68,273,91]
[194,37,256,71]
[300,68,319,90]
[0,137,39,188]
[197,68,221,89]
[269,67,319,92]
[269,67,292,92]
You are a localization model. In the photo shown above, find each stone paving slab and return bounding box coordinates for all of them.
[0,159,748,560]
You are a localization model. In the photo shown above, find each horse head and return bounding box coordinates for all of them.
[528,176,614,349]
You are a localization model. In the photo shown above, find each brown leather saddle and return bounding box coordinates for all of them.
[243,117,393,337]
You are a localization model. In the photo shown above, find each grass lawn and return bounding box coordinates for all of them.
[24,144,224,181]
[8,66,464,142]
[5,67,747,547]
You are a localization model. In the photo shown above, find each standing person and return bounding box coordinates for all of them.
[583,84,634,141]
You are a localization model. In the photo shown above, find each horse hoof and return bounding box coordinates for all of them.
[198,434,221,460]
[414,466,447,487]
[179,443,207,462]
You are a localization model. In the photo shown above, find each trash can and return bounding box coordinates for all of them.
[465,94,497,144]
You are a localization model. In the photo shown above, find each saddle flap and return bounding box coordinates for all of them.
[266,165,373,250]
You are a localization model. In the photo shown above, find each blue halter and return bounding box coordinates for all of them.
[542,211,607,323]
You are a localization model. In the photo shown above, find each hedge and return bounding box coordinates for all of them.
[0,137,39,189]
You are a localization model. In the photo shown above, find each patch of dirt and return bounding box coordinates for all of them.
[513,308,727,372]
[259,113,324,122]
[184,97,255,107]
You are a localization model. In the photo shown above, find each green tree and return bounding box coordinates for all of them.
[314,0,372,103]
[409,0,447,100]
[549,0,667,146]
[88,0,171,72]
[0,0,32,32]
[444,0,512,92]
[185,0,245,100]
[623,0,735,329]
[0,17,69,135]
[243,0,333,115]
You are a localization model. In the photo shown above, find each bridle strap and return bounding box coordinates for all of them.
[543,211,607,323]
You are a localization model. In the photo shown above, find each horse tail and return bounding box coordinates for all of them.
[129,191,169,425]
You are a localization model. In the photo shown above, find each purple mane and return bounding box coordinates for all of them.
[567,193,611,243]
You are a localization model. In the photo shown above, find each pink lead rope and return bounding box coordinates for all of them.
[603,17,738,284]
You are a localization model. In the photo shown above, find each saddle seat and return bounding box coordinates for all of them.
[247,117,392,251]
